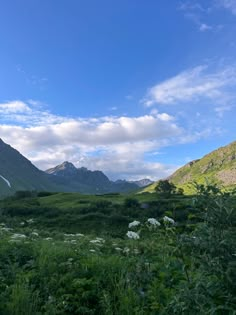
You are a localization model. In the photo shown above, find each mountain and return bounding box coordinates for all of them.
[128,179,154,187]
[142,140,236,193]
[46,161,138,194]
[0,139,138,197]
[0,138,60,197]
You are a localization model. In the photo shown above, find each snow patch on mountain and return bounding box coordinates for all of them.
[0,175,11,188]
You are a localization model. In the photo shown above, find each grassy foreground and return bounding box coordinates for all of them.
[0,187,235,314]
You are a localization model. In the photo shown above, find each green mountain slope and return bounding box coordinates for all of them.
[142,140,236,193]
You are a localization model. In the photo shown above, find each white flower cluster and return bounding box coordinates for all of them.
[128,220,140,228]
[26,218,35,224]
[11,233,27,239]
[9,233,27,242]
[147,218,161,226]
[90,237,105,246]
[163,216,175,224]
[126,231,140,240]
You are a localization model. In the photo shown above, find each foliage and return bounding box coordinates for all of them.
[154,180,178,195]
[0,185,235,314]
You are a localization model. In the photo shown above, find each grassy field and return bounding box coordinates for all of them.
[0,187,235,314]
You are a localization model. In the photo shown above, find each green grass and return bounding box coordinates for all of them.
[0,187,235,314]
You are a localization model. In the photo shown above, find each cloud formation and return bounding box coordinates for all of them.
[0,101,183,180]
[219,0,236,15]
[143,65,236,106]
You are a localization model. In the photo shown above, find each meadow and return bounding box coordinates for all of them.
[0,185,235,314]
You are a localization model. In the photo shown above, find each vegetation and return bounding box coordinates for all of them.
[142,140,236,194]
[0,185,235,314]
[154,180,183,196]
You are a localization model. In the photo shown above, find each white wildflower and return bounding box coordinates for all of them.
[163,216,175,224]
[128,220,140,228]
[75,233,84,237]
[11,233,27,239]
[26,218,34,224]
[115,247,122,251]
[20,222,25,226]
[147,218,161,226]
[89,249,96,253]
[95,237,105,242]
[123,247,130,254]
[90,238,105,244]
[90,239,101,244]
[31,232,39,237]
[0,227,12,232]
[126,231,140,240]
[44,237,52,241]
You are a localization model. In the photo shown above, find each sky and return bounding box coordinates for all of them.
[0,0,236,180]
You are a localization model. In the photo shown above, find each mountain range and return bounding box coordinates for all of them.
[0,139,150,197]
[142,140,236,193]
[1,138,235,197]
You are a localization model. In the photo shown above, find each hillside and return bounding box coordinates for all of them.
[0,139,60,197]
[142,140,236,193]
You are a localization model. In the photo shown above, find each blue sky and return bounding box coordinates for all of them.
[0,0,236,180]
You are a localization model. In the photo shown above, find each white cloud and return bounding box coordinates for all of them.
[199,23,213,31]
[219,0,236,15]
[0,100,184,180]
[143,65,236,106]
[0,101,31,114]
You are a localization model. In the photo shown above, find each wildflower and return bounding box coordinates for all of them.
[11,233,27,239]
[31,232,39,236]
[126,231,140,239]
[20,222,25,226]
[89,249,96,253]
[123,247,130,254]
[90,239,101,244]
[115,247,122,251]
[44,237,52,241]
[75,233,84,237]
[128,220,140,228]
[96,237,105,242]
[26,218,34,224]
[90,238,105,244]
[163,216,175,224]
[0,227,12,232]
[147,218,161,226]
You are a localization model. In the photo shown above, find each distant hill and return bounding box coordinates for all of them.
[128,178,153,187]
[46,161,138,194]
[142,140,236,193]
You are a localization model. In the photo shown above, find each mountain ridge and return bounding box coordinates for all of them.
[142,140,236,193]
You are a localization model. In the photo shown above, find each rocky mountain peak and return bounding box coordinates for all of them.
[60,161,77,170]
[46,161,78,176]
